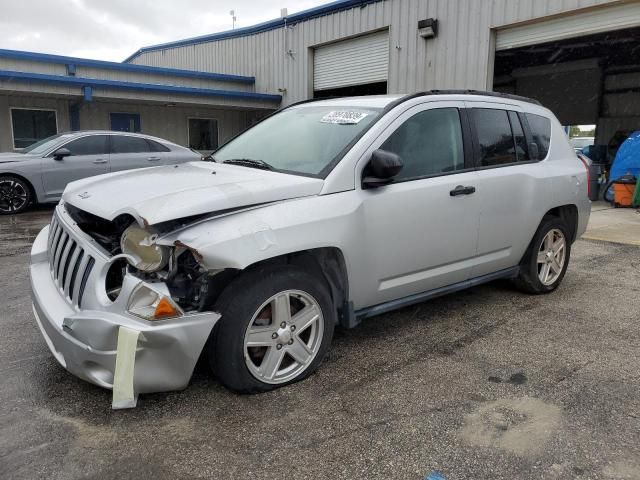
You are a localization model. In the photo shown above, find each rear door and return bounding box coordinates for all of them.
[465,103,552,277]
[356,102,481,307]
[109,135,158,171]
[146,139,178,165]
[41,135,110,198]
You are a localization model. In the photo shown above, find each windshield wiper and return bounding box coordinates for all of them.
[221,158,274,170]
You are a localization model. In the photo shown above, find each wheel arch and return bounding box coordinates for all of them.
[204,246,351,327]
[518,204,579,267]
[243,247,351,327]
[543,204,579,243]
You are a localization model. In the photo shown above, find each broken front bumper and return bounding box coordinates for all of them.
[29,211,219,405]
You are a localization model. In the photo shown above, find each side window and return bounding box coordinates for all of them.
[472,109,517,167]
[380,108,465,181]
[63,135,109,156]
[147,140,170,152]
[526,113,551,160]
[111,136,151,154]
[508,111,530,162]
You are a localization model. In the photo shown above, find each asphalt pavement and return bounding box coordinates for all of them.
[1,206,639,480]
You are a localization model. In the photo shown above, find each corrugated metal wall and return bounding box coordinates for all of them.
[130,0,619,105]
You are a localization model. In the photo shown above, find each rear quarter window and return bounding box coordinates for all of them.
[147,139,171,152]
[526,113,551,160]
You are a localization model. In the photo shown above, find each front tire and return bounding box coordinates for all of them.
[209,265,335,393]
[514,216,571,294]
[0,176,32,215]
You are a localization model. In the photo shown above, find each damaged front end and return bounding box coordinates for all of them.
[65,203,236,315]
[30,203,223,409]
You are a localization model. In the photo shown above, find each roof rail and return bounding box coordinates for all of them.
[285,90,542,112]
[417,89,542,106]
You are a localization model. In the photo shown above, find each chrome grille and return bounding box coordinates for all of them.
[48,214,95,308]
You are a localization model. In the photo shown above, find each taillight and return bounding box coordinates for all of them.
[578,155,591,198]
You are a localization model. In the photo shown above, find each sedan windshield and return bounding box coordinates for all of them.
[213,106,381,176]
[21,133,74,155]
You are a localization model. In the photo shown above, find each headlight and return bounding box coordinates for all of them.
[120,225,169,272]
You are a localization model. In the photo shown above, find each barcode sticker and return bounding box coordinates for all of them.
[320,111,368,124]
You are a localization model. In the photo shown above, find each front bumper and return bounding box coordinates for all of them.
[29,207,220,399]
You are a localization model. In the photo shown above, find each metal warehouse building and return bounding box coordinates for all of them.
[1,0,639,157]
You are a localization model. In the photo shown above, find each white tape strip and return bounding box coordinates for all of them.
[112,326,141,410]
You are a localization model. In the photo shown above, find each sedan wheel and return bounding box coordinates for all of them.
[244,290,324,384]
[536,228,566,286]
[0,177,31,214]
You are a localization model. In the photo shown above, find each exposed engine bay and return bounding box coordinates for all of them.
[65,203,234,312]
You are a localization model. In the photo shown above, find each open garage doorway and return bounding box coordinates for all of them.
[313,30,389,99]
[493,21,640,168]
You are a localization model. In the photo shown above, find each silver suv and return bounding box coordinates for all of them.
[29,92,590,407]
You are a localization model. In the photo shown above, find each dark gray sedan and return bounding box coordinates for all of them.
[0,131,202,214]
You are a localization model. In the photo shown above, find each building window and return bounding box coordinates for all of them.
[110,113,141,133]
[11,108,57,149]
[188,118,218,152]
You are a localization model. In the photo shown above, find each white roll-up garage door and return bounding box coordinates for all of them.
[496,2,640,51]
[314,30,389,91]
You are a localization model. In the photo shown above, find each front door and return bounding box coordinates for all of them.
[356,103,480,308]
[41,135,110,200]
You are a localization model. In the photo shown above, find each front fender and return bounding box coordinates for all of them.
[158,193,362,273]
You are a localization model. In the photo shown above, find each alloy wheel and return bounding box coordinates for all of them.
[537,228,566,286]
[0,179,28,214]
[243,289,324,384]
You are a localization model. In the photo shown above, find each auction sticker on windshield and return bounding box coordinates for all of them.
[320,111,369,124]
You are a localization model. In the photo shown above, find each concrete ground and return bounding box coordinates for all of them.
[1,205,639,480]
[583,201,640,246]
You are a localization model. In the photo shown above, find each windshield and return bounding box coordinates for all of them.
[21,133,74,155]
[213,105,381,176]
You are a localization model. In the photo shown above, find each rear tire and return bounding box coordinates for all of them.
[513,216,571,294]
[208,264,335,393]
[0,175,32,215]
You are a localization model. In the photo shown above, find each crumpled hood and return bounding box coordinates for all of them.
[62,162,324,225]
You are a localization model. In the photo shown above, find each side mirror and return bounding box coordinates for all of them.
[53,148,71,160]
[362,149,403,188]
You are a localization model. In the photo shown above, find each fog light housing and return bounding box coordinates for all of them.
[127,284,183,321]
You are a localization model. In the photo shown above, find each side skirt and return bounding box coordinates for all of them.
[343,267,520,327]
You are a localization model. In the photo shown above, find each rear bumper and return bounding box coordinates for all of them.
[575,196,591,241]
[30,219,219,395]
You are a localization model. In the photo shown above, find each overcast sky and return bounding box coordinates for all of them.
[0,0,329,61]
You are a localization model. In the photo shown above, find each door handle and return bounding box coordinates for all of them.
[147,157,161,162]
[450,185,476,196]
[92,159,108,164]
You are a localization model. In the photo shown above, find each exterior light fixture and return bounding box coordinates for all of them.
[418,18,438,39]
